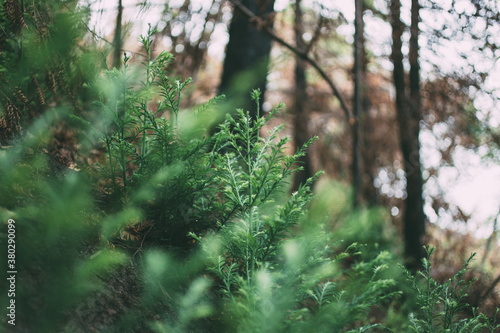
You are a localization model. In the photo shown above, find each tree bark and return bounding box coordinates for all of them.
[390,0,425,269]
[359,5,378,206]
[291,0,313,192]
[352,0,364,207]
[407,0,426,267]
[218,0,276,121]
[112,0,123,68]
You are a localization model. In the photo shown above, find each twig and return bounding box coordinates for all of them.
[227,0,354,123]
[133,223,154,257]
[84,23,148,59]
[61,1,149,59]
[305,14,324,54]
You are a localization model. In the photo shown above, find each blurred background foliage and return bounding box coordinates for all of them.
[1,0,500,331]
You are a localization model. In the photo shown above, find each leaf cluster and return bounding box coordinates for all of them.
[403,246,500,333]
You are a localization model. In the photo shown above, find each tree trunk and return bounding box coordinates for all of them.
[112,0,123,68]
[291,0,313,192]
[390,0,425,269]
[407,0,426,265]
[409,0,420,104]
[218,0,276,121]
[359,5,378,206]
[361,83,378,205]
[352,0,364,207]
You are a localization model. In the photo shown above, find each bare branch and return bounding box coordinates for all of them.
[227,0,353,123]
[61,1,148,59]
[305,14,324,54]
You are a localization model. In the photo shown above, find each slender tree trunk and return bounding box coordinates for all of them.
[291,0,313,192]
[112,0,123,68]
[361,85,378,205]
[359,8,378,206]
[390,0,425,269]
[352,0,364,207]
[408,0,426,265]
[350,0,378,206]
[218,0,275,121]
[409,0,420,104]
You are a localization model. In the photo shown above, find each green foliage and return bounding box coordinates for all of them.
[73,26,224,249]
[403,246,500,333]
[207,93,318,271]
[184,93,400,332]
[72,31,400,332]
[0,115,126,332]
[1,17,499,332]
[0,0,103,144]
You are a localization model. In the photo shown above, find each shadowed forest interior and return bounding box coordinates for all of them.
[1,0,500,332]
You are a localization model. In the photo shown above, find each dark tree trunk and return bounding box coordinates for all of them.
[409,0,420,103]
[352,0,364,207]
[390,0,425,269]
[218,0,275,121]
[361,85,378,206]
[359,4,378,206]
[291,0,313,192]
[407,0,426,265]
[112,0,123,68]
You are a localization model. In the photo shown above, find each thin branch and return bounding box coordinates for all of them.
[60,1,149,59]
[304,14,324,54]
[83,22,148,59]
[227,0,353,123]
[133,222,154,257]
